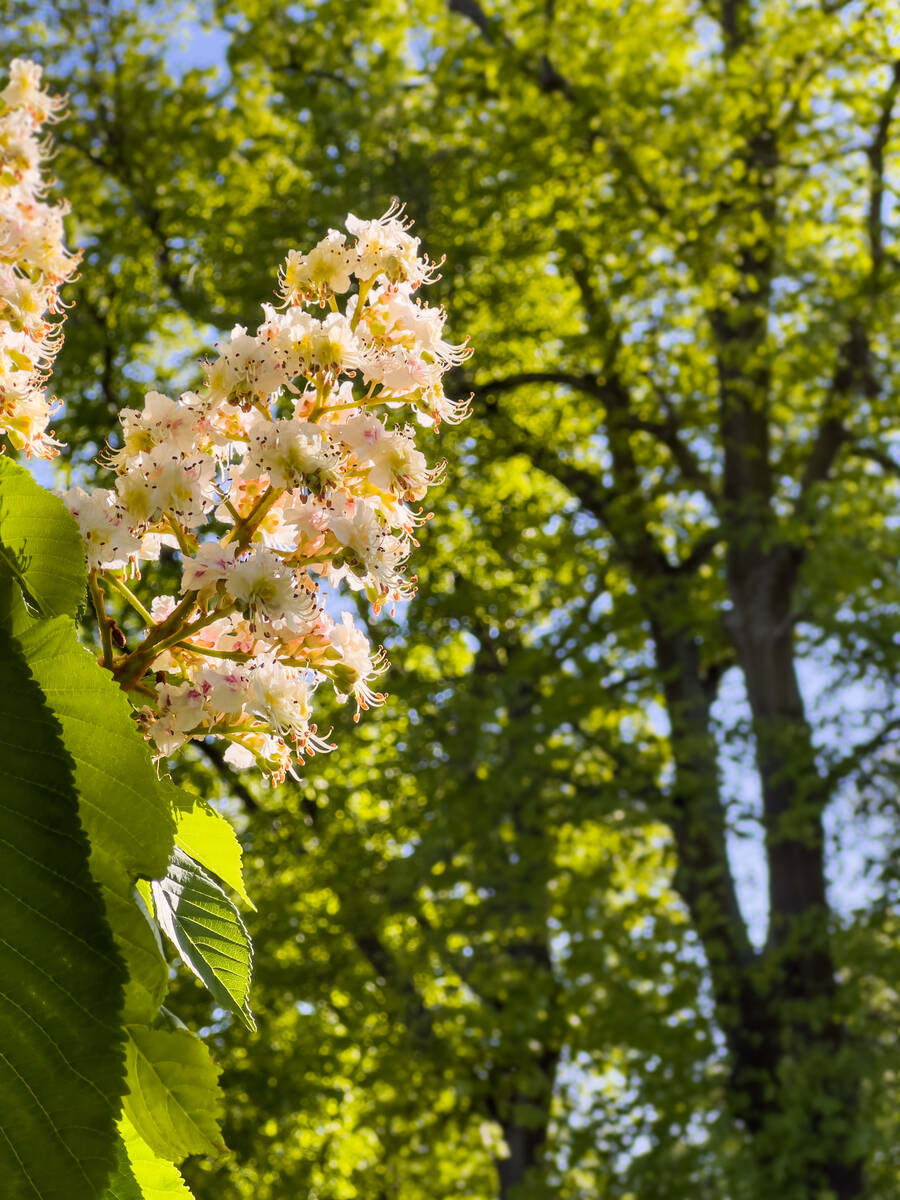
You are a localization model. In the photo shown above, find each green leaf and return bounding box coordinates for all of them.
[0,620,127,1200]
[15,616,175,1021]
[152,847,256,1031]
[18,617,174,880]
[102,1134,143,1200]
[0,457,86,619]
[118,1117,194,1200]
[123,1026,226,1163]
[107,886,169,1024]
[170,791,255,909]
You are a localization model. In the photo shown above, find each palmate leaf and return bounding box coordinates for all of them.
[0,620,126,1200]
[169,789,255,910]
[0,457,86,619]
[17,617,174,881]
[104,886,169,1023]
[15,615,175,1023]
[102,1135,143,1200]
[123,1026,226,1163]
[152,847,256,1031]
[117,1117,194,1200]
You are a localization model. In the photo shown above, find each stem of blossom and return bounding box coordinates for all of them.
[144,603,236,662]
[221,496,241,524]
[113,590,200,687]
[131,680,159,700]
[323,391,393,414]
[307,376,329,422]
[271,547,320,566]
[224,484,281,549]
[104,573,154,624]
[212,484,243,526]
[175,641,253,663]
[88,570,114,669]
[378,389,420,405]
[165,511,192,556]
[350,278,374,331]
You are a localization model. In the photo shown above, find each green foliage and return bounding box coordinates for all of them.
[171,794,255,911]
[118,1117,195,1199]
[152,848,255,1032]
[0,454,252,1198]
[123,1027,226,1163]
[0,458,86,618]
[102,1136,143,1200]
[0,614,125,1200]
[1,1,899,1197]
[18,617,174,1022]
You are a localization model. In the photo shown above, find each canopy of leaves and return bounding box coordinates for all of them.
[2,2,898,1197]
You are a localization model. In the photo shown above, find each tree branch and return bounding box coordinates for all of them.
[477,370,607,400]
[484,407,612,521]
[847,443,900,478]
[350,929,441,1048]
[673,526,722,575]
[824,716,900,792]
[478,373,715,583]
[797,414,849,498]
[447,0,508,45]
[719,0,749,54]
[628,410,719,505]
[865,59,900,281]
[478,364,719,494]
[795,63,898,503]
[278,785,446,1054]
[446,0,668,217]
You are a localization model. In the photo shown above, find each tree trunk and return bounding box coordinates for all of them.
[652,625,784,1126]
[494,1043,560,1198]
[727,544,863,1198]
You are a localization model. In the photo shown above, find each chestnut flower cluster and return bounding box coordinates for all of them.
[63,205,471,781]
[0,59,79,458]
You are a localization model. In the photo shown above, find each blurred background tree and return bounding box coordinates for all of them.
[3,1,899,1196]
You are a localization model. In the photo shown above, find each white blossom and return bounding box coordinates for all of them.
[115,441,217,528]
[60,486,142,570]
[226,546,317,633]
[346,201,438,287]
[180,542,237,597]
[279,230,355,302]
[0,60,79,458]
[244,417,342,492]
[62,200,470,780]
